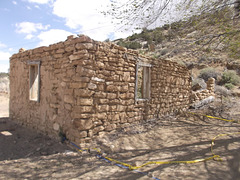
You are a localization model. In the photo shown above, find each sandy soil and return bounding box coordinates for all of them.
[0,93,239,180]
[0,93,9,117]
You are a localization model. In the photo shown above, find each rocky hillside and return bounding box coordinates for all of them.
[113,7,240,95]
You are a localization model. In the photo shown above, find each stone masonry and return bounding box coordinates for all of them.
[10,35,192,144]
[190,78,215,103]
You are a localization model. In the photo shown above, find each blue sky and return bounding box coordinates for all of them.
[0,0,135,73]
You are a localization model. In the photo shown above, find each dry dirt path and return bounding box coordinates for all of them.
[0,93,240,180]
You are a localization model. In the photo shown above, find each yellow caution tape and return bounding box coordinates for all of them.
[96,131,240,170]
[103,155,221,170]
[86,148,221,170]
[187,112,239,123]
[211,132,240,159]
[72,113,240,170]
[77,148,89,153]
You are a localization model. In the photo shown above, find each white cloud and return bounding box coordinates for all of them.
[27,0,51,4]
[16,22,50,34]
[52,0,134,41]
[12,1,17,5]
[26,6,32,10]
[0,51,11,73]
[25,34,34,39]
[0,52,11,61]
[37,29,73,46]
[0,42,7,48]
[0,64,9,73]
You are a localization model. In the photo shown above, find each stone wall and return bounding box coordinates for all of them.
[10,35,191,144]
[190,78,215,103]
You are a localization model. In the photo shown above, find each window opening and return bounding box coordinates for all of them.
[135,63,151,100]
[28,61,40,102]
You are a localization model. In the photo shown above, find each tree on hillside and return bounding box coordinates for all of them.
[106,0,240,28]
[105,0,240,58]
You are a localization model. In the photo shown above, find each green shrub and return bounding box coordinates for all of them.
[198,67,219,81]
[117,40,142,50]
[153,31,164,43]
[128,33,141,41]
[221,70,240,85]
[128,41,142,49]
[160,49,169,56]
[162,24,170,30]
[224,83,234,90]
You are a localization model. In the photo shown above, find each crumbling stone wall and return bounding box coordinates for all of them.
[190,78,215,103]
[10,35,191,144]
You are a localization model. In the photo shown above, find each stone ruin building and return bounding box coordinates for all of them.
[10,35,194,144]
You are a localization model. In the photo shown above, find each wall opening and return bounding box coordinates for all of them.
[28,61,40,102]
[135,63,151,101]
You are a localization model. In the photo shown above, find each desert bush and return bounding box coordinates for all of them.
[224,83,234,90]
[143,43,148,49]
[128,33,141,41]
[160,49,169,56]
[128,41,142,49]
[215,85,231,96]
[198,67,219,81]
[117,40,142,50]
[221,70,240,86]
[162,24,170,30]
[215,85,231,104]
[153,31,164,44]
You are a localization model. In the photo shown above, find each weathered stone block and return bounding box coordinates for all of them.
[73,119,93,130]
[64,95,74,104]
[93,126,104,134]
[77,98,93,106]
[106,85,118,92]
[76,35,93,43]
[72,76,90,82]
[65,45,75,52]
[119,85,128,92]
[95,113,107,120]
[74,89,94,97]
[76,43,94,50]
[122,72,131,81]
[88,83,97,90]
[72,106,92,113]
[53,123,60,131]
[107,93,117,99]
[69,82,87,88]
[79,131,88,138]
[99,99,109,104]
[105,124,117,131]
[117,105,125,112]
[64,104,72,111]
[56,48,65,54]
[96,105,109,112]
[69,54,80,61]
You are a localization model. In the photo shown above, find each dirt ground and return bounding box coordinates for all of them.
[0,92,239,180]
